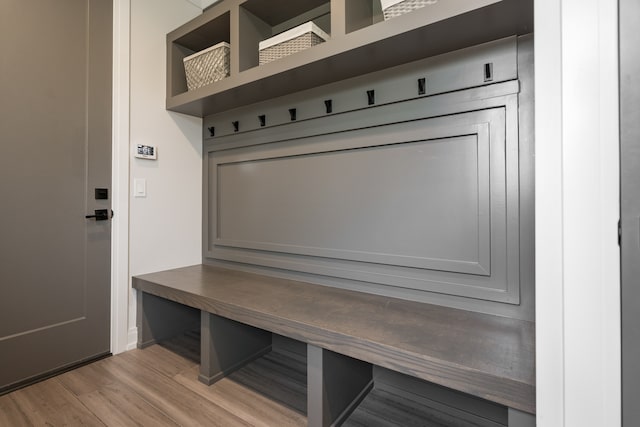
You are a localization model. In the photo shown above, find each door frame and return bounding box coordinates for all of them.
[534,0,621,426]
[111,0,132,355]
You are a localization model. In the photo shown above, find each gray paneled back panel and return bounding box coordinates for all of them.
[202,36,533,319]
[213,113,497,277]
[207,104,516,303]
[216,132,489,275]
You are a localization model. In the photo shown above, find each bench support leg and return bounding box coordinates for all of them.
[136,291,200,349]
[199,312,272,386]
[508,408,536,427]
[307,344,373,427]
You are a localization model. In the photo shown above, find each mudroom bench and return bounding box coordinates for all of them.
[133,264,535,427]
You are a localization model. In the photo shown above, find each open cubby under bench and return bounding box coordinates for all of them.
[133,264,535,427]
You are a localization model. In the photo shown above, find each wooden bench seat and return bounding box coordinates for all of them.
[133,264,535,425]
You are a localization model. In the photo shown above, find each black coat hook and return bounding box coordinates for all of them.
[367,90,375,105]
[484,63,493,82]
[232,121,239,132]
[289,108,297,121]
[324,99,333,114]
[418,78,426,95]
[208,126,215,137]
[258,115,266,127]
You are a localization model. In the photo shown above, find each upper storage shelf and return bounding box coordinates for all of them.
[167,0,532,117]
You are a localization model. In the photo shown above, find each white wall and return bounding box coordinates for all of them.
[535,0,621,426]
[126,0,204,349]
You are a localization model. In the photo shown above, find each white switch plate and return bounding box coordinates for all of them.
[135,144,157,160]
[134,178,146,198]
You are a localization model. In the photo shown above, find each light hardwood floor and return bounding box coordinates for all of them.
[0,335,495,427]
[0,338,307,427]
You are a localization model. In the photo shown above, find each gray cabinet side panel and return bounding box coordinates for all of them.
[515,34,535,324]
[620,0,640,425]
[508,409,536,427]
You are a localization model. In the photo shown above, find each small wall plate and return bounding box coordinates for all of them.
[135,144,157,160]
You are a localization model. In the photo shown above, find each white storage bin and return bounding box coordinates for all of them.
[381,0,436,20]
[259,22,330,65]
[183,41,230,91]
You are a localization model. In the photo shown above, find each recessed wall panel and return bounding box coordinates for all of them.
[216,134,489,275]
[206,103,517,303]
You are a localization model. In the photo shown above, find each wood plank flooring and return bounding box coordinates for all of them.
[0,340,307,427]
[0,336,501,427]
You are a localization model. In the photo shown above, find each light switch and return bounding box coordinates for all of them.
[134,178,146,198]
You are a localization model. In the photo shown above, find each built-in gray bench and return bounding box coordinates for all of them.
[133,264,535,427]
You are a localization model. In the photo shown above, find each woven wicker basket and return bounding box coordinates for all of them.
[259,22,329,65]
[183,41,230,91]
[381,0,434,20]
